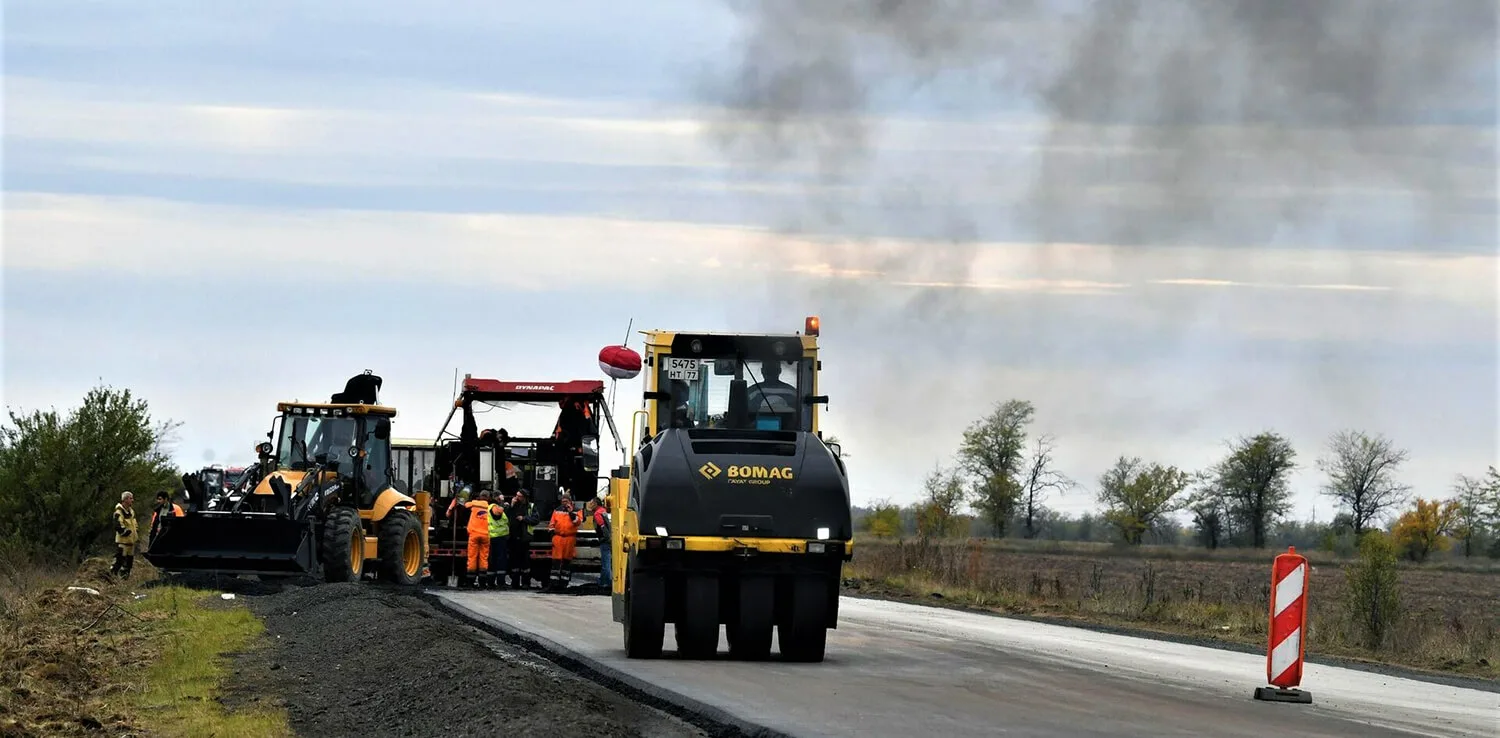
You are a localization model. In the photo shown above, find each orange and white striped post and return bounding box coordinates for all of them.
[1254,546,1313,703]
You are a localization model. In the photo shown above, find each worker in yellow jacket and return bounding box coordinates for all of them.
[111,491,139,579]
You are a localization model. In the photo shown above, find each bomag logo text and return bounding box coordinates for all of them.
[724,465,794,485]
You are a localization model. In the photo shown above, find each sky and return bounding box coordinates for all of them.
[3,1,1497,526]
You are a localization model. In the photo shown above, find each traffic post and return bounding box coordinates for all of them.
[1254,546,1313,704]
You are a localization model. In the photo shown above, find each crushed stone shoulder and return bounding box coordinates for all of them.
[223,581,707,738]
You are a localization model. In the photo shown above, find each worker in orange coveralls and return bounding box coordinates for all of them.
[458,488,495,589]
[548,493,584,590]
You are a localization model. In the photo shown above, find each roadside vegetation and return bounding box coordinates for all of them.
[0,553,288,736]
[846,536,1498,678]
[844,398,1500,679]
[0,386,288,736]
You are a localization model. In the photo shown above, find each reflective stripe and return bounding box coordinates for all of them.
[1273,563,1304,617]
[487,503,509,537]
[1269,627,1302,683]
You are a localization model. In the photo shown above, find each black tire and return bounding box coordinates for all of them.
[624,563,665,659]
[778,575,828,662]
[727,576,774,661]
[675,574,720,659]
[377,508,422,585]
[321,507,364,583]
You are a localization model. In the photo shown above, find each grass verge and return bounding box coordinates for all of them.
[0,556,288,737]
[125,585,288,737]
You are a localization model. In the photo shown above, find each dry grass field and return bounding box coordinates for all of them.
[847,539,1500,679]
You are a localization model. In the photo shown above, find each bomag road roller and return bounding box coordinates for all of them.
[608,316,852,662]
[145,372,432,584]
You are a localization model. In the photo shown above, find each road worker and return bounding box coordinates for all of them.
[549,493,584,590]
[506,489,536,589]
[553,398,596,491]
[485,485,509,589]
[148,490,185,548]
[110,491,139,579]
[460,489,495,588]
[589,491,612,587]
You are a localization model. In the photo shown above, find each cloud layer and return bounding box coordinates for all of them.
[4,1,1496,522]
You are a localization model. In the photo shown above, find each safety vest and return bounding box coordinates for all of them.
[593,505,610,542]
[552,508,581,537]
[150,504,184,530]
[114,504,138,544]
[553,401,594,443]
[463,500,491,537]
[487,503,509,538]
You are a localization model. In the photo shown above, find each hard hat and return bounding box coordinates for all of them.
[597,489,607,502]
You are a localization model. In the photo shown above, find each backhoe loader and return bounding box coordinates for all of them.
[145,372,432,584]
[609,317,852,662]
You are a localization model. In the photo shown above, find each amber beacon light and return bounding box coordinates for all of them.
[805,316,820,336]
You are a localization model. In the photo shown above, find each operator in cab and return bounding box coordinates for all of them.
[668,378,696,429]
[746,361,797,413]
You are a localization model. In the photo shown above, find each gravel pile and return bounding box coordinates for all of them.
[226,583,705,738]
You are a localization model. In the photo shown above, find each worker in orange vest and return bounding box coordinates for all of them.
[548,493,584,590]
[458,488,495,588]
[147,490,185,548]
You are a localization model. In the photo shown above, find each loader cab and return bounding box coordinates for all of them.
[271,403,396,506]
[198,466,226,496]
[639,319,826,442]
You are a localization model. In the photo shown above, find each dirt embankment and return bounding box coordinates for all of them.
[0,558,150,738]
[224,582,706,738]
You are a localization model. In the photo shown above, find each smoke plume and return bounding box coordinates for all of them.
[694,0,1497,490]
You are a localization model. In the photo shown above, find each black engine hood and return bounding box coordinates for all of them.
[632,428,852,541]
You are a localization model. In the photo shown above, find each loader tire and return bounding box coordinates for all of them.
[321,507,364,583]
[727,576,774,661]
[675,574,720,659]
[624,563,665,659]
[377,508,422,585]
[778,575,828,663]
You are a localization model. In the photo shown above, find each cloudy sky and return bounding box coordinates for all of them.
[4,1,1496,525]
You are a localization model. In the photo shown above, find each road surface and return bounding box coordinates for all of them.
[435,591,1498,738]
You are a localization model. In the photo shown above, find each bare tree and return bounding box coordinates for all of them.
[1186,472,1229,550]
[1450,473,1499,557]
[1017,434,1073,538]
[1211,432,1297,548]
[1317,430,1412,536]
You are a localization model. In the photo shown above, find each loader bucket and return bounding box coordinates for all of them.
[143,512,318,576]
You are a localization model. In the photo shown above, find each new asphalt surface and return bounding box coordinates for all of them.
[435,590,1499,738]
